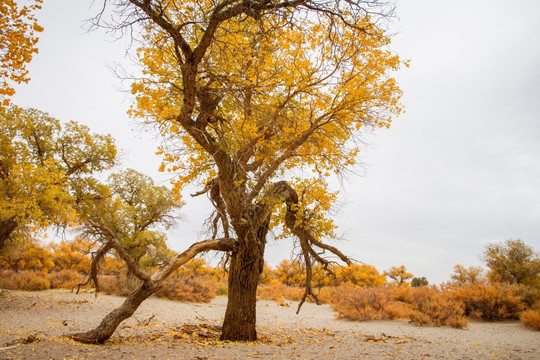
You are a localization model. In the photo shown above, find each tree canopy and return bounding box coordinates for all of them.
[483,239,540,286]
[0,105,117,249]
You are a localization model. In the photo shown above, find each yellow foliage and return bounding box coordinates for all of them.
[0,106,117,246]
[0,0,43,104]
[127,1,405,244]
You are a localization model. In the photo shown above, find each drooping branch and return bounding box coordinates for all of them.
[265,181,352,313]
[73,240,114,296]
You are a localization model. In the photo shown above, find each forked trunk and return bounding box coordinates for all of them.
[70,281,157,344]
[220,223,266,341]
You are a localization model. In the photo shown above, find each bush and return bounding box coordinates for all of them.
[154,274,218,303]
[402,286,467,328]
[331,285,404,321]
[257,283,304,302]
[48,270,85,289]
[452,284,524,321]
[521,310,540,330]
[0,270,51,291]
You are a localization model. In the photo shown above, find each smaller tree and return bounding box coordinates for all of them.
[451,264,484,286]
[51,237,97,272]
[335,263,386,287]
[483,239,539,286]
[274,260,306,287]
[411,277,429,287]
[384,265,413,286]
[0,105,117,250]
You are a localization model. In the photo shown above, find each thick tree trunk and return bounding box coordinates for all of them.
[0,218,17,250]
[220,220,267,341]
[70,281,157,344]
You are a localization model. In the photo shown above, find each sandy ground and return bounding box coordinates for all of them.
[0,289,538,360]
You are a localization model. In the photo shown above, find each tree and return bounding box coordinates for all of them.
[51,237,97,272]
[451,264,484,286]
[0,105,117,250]
[483,239,540,286]
[336,263,386,287]
[73,168,182,278]
[411,276,429,287]
[384,265,413,286]
[72,0,404,342]
[0,0,43,104]
[274,259,306,287]
[0,237,54,272]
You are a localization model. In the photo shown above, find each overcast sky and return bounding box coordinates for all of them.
[11,1,540,284]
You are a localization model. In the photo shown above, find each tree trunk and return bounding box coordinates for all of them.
[0,218,17,250]
[220,219,267,341]
[69,281,157,344]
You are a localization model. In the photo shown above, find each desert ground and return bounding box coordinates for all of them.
[0,289,538,360]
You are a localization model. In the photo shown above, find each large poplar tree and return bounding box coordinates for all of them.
[71,0,405,343]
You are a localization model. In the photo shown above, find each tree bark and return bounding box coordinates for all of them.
[70,281,157,344]
[221,215,268,341]
[0,218,17,250]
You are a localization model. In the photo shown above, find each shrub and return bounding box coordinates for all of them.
[453,284,524,321]
[154,274,218,303]
[331,285,401,321]
[402,286,467,328]
[48,270,85,289]
[257,283,304,302]
[0,269,18,289]
[2,270,51,291]
[521,310,540,330]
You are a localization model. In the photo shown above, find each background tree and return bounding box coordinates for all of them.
[74,168,182,277]
[0,237,53,272]
[0,105,117,250]
[384,265,414,286]
[336,263,386,287]
[483,239,539,286]
[51,237,96,272]
[0,0,43,104]
[72,0,404,342]
[411,276,429,287]
[451,264,484,286]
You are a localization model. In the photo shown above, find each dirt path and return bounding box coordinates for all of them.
[0,289,538,359]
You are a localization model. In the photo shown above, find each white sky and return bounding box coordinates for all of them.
[11,1,540,284]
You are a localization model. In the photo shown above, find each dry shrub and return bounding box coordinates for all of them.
[331,284,402,321]
[0,270,50,291]
[520,310,540,330]
[402,286,467,328]
[453,284,524,321]
[0,269,18,289]
[257,283,304,302]
[98,274,141,296]
[314,286,338,304]
[48,270,85,289]
[154,274,218,303]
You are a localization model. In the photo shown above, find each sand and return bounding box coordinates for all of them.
[0,289,538,359]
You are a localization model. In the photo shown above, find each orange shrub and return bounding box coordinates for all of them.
[401,286,467,328]
[48,270,85,289]
[331,284,401,321]
[520,310,540,330]
[0,270,50,291]
[257,283,304,302]
[452,284,524,321]
[154,274,218,303]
